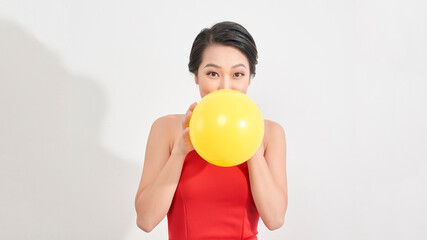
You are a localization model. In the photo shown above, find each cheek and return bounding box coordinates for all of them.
[198,75,213,86]
[199,80,218,94]
[239,76,251,86]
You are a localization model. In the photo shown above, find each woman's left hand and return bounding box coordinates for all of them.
[249,142,265,161]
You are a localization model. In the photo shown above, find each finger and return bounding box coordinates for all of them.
[181,127,189,138]
[182,110,192,124]
[188,101,197,112]
[182,111,188,124]
[191,102,198,111]
[184,111,192,127]
[183,127,192,142]
[183,102,197,126]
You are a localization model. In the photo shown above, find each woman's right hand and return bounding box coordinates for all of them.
[173,102,198,156]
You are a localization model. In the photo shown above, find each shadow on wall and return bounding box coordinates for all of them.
[0,19,139,239]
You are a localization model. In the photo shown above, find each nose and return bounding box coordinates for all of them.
[218,76,231,90]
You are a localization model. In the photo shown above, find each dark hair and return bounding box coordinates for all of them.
[188,21,258,78]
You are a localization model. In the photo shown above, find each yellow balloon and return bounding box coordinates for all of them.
[189,89,264,167]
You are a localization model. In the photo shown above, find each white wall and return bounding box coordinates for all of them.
[1,0,426,239]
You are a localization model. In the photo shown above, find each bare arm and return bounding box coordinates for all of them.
[135,103,197,232]
[247,121,288,230]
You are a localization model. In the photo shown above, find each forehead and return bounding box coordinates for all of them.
[201,44,249,66]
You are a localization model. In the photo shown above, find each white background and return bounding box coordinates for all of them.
[1,0,426,239]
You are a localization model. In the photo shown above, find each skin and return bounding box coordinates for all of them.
[194,44,251,97]
[135,44,288,232]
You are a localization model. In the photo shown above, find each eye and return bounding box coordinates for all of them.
[233,72,245,78]
[207,72,219,77]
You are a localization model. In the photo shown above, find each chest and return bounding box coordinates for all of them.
[178,150,251,206]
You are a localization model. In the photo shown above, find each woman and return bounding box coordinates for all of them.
[135,21,288,239]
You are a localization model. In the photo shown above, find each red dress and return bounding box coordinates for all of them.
[167,149,260,239]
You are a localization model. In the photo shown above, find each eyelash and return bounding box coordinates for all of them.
[206,72,245,78]
[207,72,219,77]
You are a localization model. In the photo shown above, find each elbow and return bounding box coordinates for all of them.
[136,217,155,233]
[265,203,287,231]
[135,194,156,233]
[265,209,286,231]
[266,217,284,231]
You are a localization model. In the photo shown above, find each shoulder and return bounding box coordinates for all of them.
[152,114,184,127]
[151,114,184,152]
[264,119,285,132]
[264,119,286,148]
[151,113,185,137]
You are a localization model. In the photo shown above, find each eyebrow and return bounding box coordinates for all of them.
[203,63,247,69]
